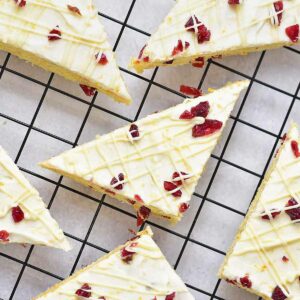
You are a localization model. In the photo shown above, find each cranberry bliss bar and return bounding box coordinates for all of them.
[0,146,70,250]
[219,123,300,299]
[40,80,249,225]
[131,0,300,73]
[34,227,194,300]
[0,0,131,103]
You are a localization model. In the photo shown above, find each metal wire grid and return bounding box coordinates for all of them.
[0,0,299,299]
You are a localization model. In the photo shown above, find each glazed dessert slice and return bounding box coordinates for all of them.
[0,146,70,250]
[0,0,131,104]
[219,123,300,299]
[34,227,194,300]
[131,0,300,73]
[40,80,249,224]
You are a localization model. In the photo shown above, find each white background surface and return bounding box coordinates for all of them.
[0,0,300,299]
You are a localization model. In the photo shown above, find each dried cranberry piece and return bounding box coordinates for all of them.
[180,85,202,98]
[291,140,300,158]
[67,5,81,15]
[165,60,174,65]
[226,279,237,285]
[271,286,287,300]
[14,0,26,7]
[138,45,146,60]
[75,283,92,298]
[12,206,24,223]
[197,24,211,44]
[185,15,200,33]
[95,53,108,65]
[48,27,62,41]
[185,15,211,44]
[165,292,176,300]
[179,110,194,120]
[240,275,252,288]
[192,57,205,68]
[185,41,190,49]
[172,40,184,56]
[285,198,300,221]
[164,181,182,197]
[172,171,188,185]
[282,256,289,262]
[273,1,283,25]
[0,230,9,242]
[121,245,136,263]
[192,119,223,137]
[110,173,125,190]
[179,203,190,213]
[80,84,96,97]
[134,194,144,203]
[137,206,151,226]
[191,101,210,117]
[285,24,299,43]
[261,209,281,220]
[228,0,240,4]
[129,124,140,139]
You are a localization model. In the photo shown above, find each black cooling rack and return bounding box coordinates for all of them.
[0,0,299,299]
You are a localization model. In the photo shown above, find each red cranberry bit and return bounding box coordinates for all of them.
[273,1,283,25]
[0,230,9,242]
[172,40,184,56]
[14,0,26,7]
[282,256,289,262]
[172,171,188,185]
[137,206,151,226]
[164,181,182,198]
[192,57,205,68]
[134,194,144,203]
[80,84,96,97]
[165,292,176,300]
[285,198,300,221]
[192,119,223,138]
[261,209,281,220]
[48,27,62,41]
[95,53,108,65]
[180,85,202,98]
[180,110,194,120]
[179,203,190,213]
[75,283,92,298]
[240,275,252,288]
[165,60,174,65]
[285,24,299,43]
[185,41,190,49]
[67,5,81,15]
[12,206,25,223]
[121,246,136,263]
[185,15,211,44]
[129,124,140,139]
[228,0,240,4]
[197,23,211,44]
[226,279,237,285]
[191,101,210,118]
[138,45,150,62]
[291,140,300,158]
[110,173,125,190]
[271,286,287,300]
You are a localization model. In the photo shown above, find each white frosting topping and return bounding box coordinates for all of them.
[221,123,300,299]
[132,0,300,71]
[0,0,131,103]
[0,146,71,250]
[35,227,195,300]
[41,80,249,221]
